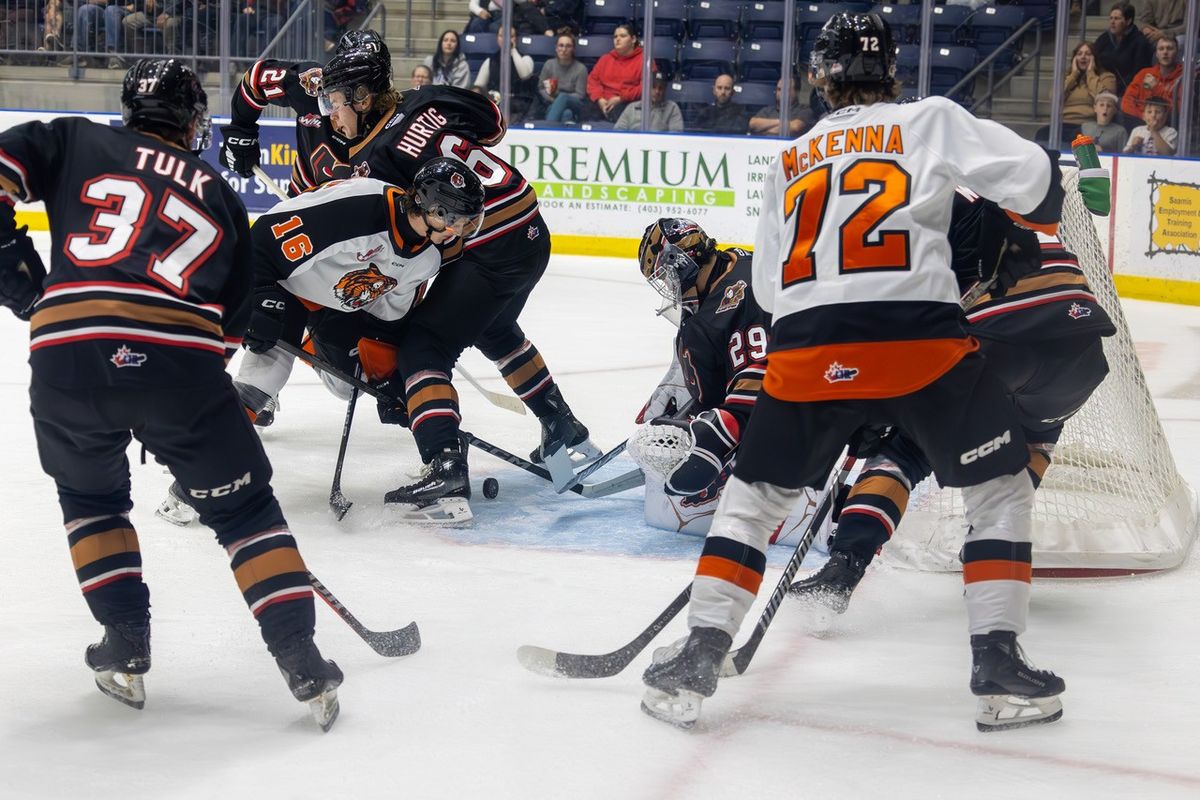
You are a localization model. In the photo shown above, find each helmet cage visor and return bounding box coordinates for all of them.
[422,203,485,239]
[645,241,700,312]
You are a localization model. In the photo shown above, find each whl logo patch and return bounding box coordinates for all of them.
[823,361,859,383]
[110,345,147,368]
[1067,302,1092,319]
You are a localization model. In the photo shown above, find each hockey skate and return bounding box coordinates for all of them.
[85,621,151,710]
[273,634,343,732]
[970,631,1065,732]
[641,627,732,729]
[155,480,197,527]
[529,387,602,474]
[234,380,278,428]
[384,446,473,523]
[786,550,869,623]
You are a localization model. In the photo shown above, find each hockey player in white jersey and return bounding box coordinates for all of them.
[641,12,1068,732]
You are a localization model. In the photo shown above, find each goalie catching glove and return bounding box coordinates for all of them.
[0,225,45,320]
[629,408,741,496]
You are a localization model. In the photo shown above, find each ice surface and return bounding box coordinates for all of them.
[1,244,1198,799]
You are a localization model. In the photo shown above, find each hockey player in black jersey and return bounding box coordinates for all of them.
[0,59,342,730]
[315,41,600,512]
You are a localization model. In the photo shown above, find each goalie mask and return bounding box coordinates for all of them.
[638,218,717,317]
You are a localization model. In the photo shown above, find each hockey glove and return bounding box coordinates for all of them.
[218,124,261,178]
[0,225,46,321]
[657,408,740,496]
[244,287,288,354]
[1071,134,1111,217]
[372,374,410,427]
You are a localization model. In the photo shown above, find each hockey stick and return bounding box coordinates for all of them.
[454,363,527,415]
[253,165,290,201]
[308,572,421,658]
[719,453,857,677]
[329,376,360,521]
[516,585,691,679]
[276,341,643,498]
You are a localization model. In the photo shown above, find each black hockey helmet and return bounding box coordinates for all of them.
[809,12,897,86]
[319,40,393,113]
[121,58,211,154]
[335,28,386,55]
[411,157,486,238]
[638,218,717,312]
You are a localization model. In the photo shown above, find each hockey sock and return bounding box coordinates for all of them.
[405,369,461,462]
[493,340,557,418]
[833,468,912,561]
[224,527,315,647]
[960,472,1035,635]
[67,514,150,626]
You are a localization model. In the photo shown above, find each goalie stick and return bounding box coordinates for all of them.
[274,341,644,499]
[515,453,856,680]
[308,571,421,658]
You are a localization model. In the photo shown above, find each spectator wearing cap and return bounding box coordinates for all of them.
[586,23,655,122]
[748,79,813,137]
[1093,2,1154,95]
[1081,90,1128,152]
[692,74,749,135]
[615,72,683,132]
[539,32,589,123]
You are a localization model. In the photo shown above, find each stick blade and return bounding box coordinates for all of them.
[516,644,630,679]
[516,645,567,677]
[330,492,352,521]
[364,621,421,658]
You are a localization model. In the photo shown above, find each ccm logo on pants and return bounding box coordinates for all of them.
[960,431,1012,465]
[190,472,252,498]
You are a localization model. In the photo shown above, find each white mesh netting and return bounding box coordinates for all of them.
[883,168,1199,575]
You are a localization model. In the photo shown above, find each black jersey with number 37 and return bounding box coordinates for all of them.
[0,117,252,388]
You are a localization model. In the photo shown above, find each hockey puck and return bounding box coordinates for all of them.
[482,477,500,499]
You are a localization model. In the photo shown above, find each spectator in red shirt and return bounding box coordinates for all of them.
[585,23,655,122]
[1120,36,1182,120]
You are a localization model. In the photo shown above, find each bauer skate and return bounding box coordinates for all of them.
[155,480,197,526]
[272,634,343,732]
[641,627,732,729]
[384,446,473,524]
[970,631,1065,732]
[86,621,151,710]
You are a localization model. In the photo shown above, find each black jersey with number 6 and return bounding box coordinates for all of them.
[678,249,771,430]
[0,117,252,388]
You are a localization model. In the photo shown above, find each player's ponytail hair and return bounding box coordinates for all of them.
[822,79,902,109]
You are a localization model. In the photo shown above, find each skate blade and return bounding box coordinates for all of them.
[568,439,604,467]
[640,687,703,729]
[385,497,473,525]
[309,687,340,732]
[543,445,578,493]
[975,694,1063,732]
[155,497,197,527]
[94,670,146,710]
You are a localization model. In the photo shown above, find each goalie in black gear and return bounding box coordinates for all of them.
[628,218,826,546]
[0,59,341,730]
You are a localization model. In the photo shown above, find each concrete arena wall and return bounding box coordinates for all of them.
[4,109,1199,305]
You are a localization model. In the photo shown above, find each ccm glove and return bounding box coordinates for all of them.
[0,225,46,321]
[244,286,288,354]
[218,124,261,177]
[1072,134,1110,216]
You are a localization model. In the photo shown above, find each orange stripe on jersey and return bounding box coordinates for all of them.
[763,337,978,402]
[1004,209,1058,237]
[963,559,1033,584]
[696,555,763,595]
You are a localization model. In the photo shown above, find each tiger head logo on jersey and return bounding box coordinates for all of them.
[716,280,747,314]
[333,264,397,310]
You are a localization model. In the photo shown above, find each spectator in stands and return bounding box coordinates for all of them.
[1059,42,1118,139]
[411,64,433,88]
[586,23,654,123]
[40,0,66,52]
[426,29,473,88]
[539,32,589,123]
[615,71,683,132]
[324,0,364,51]
[75,0,131,65]
[691,74,749,135]
[122,0,183,56]
[1121,36,1183,120]
[1093,2,1154,95]
[1123,96,1176,155]
[233,0,286,58]
[475,25,538,121]
[1138,0,1186,46]
[466,1,553,36]
[748,79,813,138]
[1081,91,1128,153]
[0,0,39,62]
[541,0,581,35]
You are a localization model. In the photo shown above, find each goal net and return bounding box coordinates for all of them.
[882,168,1199,576]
